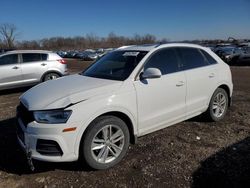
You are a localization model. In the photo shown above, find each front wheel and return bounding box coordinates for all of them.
[81,116,130,170]
[205,88,229,122]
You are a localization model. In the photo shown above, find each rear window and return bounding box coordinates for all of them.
[0,54,18,65]
[41,54,48,60]
[179,47,209,70]
[200,50,217,65]
[22,53,48,63]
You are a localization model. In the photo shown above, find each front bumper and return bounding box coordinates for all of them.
[16,117,78,162]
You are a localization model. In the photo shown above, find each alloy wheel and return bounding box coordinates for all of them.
[91,124,125,164]
[212,92,227,118]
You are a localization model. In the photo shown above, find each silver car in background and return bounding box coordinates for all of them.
[0,50,68,90]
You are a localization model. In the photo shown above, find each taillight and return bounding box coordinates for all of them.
[57,59,67,64]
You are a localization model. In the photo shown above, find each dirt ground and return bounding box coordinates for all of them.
[0,59,250,188]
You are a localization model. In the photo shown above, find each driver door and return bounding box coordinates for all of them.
[133,48,186,135]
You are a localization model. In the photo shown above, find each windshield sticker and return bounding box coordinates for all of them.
[123,52,140,56]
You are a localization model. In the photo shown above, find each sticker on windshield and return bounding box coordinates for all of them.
[123,52,140,56]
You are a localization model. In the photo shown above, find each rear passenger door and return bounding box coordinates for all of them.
[0,54,23,89]
[20,53,48,84]
[178,47,218,117]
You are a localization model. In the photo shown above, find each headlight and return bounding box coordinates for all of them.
[33,110,72,124]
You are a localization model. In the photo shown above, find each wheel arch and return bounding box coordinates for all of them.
[77,110,137,161]
[80,111,137,145]
[217,84,232,107]
[100,111,137,144]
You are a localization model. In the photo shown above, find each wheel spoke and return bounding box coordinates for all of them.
[97,146,106,161]
[213,101,219,105]
[215,107,220,116]
[215,95,219,103]
[110,143,122,152]
[212,104,218,110]
[92,143,105,150]
[112,135,124,143]
[102,127,108,141]
[110,129,123,141]
[93,138,105,143]
[220,98,226,105]
[103,147,109,162]
[109,125,112,139]
[108,146,118,157]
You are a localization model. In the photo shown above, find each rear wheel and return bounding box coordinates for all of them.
[43,73,60,82]
[81,116,130,170]
[205,88,229,121]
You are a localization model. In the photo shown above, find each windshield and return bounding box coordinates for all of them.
[82,50,148,81]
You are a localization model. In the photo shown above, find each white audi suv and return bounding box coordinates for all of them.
[17,43,233,170]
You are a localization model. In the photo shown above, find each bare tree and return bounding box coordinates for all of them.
[0,23,19,48]
[16,32,158,50]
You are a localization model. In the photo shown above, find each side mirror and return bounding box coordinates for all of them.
[140,68,162,79]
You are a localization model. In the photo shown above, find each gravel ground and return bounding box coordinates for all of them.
[0,60,249,188]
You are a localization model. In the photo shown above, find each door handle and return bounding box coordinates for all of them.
[12,66,19,69]
[41,63,47,66]
[176,81,185,87]
[209,73,215,78]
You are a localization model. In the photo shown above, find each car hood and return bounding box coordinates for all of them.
[20,74,122,111]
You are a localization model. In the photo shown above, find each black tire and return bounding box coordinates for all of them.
[81,115,130,170]
[205,88,229,122]
[43,73,60,82]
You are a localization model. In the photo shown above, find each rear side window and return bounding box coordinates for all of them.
[41,54,48,60]
[0,54,18,65]
[200,50,217,65]
[22,53,48,63]
[179,47,209,70]
[144,48,180,75]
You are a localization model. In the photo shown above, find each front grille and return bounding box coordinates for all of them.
[36,139,63,156]
[16,102,34,127]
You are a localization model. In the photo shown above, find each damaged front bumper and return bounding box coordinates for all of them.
[16,118,35,171]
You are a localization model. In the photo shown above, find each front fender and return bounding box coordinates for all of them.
[73,105,137,158]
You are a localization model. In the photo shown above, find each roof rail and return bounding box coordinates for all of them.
[117,45,135,50]
[154,42,169,48]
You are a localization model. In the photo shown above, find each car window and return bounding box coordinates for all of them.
[179,47,209,70]
[200,50,217,65]
[144,48,180,75]
[0,54,18,65]
[41,54,48,60]
[22,53,47,63]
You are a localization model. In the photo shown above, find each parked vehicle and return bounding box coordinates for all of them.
[17,44,233,170]
[214,46,244,64]
[0,50,68,90]
[56,51,67,58]
[231,47,250,66]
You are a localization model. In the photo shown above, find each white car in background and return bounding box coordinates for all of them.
[17,43,233,170]
[0,50,67,90]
